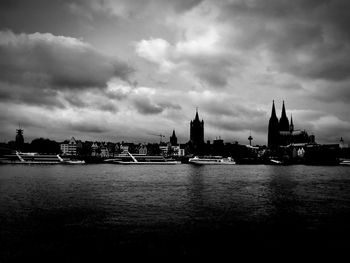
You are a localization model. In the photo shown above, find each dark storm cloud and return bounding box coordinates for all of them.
[132,95,181,115]
[0,30,132,88]
[207,117,267,134]
[0,82,64,108]
[219,0,350,81]
[133,97,164,115]
[171,0,204,13]
[0,0,18,9]
[68,123,109,133]
[0,30,133,107]
[98,103,118,113]
[309,81,350,104]
[63,93,119,113]
[191,56,234,87]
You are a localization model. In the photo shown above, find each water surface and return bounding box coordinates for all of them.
[1,165,350,260]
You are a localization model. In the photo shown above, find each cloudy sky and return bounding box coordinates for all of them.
[0,0,350,144]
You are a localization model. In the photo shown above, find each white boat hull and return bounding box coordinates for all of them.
[114,161,181,165]
[189,161,236,165]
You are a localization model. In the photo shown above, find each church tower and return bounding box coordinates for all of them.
[268,100,279,148]
[290,114,294,132]
[170,130,178,146]
[279,100,290,131]
[190,108,204,147]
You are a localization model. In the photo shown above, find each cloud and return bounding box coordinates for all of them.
[0,30,133,107]
[135,38,174,73]
[218,0,350,81]
[68,123,109,133]
[133,96,164,115]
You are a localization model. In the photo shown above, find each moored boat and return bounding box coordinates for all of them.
[0,152,84,164]
[339,159,350,166]
[107,151,181,165]
[188,156,236,165]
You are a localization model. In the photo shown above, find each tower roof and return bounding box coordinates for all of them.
[279,100,290,131]
[281,100,287,119]
[270,100,278,119]
[194,107,200,121]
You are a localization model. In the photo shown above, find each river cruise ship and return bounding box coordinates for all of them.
[188,156,236,165]
[105,151,181,165]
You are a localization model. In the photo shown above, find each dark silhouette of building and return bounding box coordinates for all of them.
[248,131,253,146]
[279,101,289,131]
[190,108,204,146]
[268,100,279,148]
[170,130,178,146]
[15,126,24,151]
[268,100,314,148]
[290,114,294,132]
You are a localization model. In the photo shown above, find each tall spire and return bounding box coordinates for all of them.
[268,100,279,148]
[271,100,277,119]
[281,100,287,119]
[279,100,290,131]
[290,114,294,132]
[170,129,177,146]
[195,107,200,121]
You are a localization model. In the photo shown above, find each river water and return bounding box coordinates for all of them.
[1,165,350,260]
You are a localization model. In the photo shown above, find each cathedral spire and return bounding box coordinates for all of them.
[281,100,287,119]
[268,100,279,148]
[279,100,290,131]
[290,114,294,132]
[271,100,277,119]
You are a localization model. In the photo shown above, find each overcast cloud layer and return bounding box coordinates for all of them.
[0,0,349,144]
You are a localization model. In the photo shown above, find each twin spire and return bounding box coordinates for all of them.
[270,100,291,132]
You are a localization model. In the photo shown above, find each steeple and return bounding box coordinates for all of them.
[281,101,287,119]
[170,129,177,146]
[290,114,294,132]
[190,108,205,149]
[194,107,200,122]
[271,100,277,119]
[268,100,279,148]
[279,100,290,131]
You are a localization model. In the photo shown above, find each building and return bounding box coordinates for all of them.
[170,130,178,146]
[100,143,109,158]
[268,101,314,148]
[170,145,185,156]
[138,144,148,155]
[15,127,24,151]
[60,137,78,155]
[339,137,349,149]
[190,108,204,151]
[91,142,99,156]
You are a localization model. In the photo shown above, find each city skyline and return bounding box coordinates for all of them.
[1,0,350,144]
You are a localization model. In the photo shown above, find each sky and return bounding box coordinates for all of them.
[0,0,350,145]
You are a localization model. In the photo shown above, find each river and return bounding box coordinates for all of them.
[0,164,349,260]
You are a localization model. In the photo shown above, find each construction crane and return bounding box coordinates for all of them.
[149,133,165,143]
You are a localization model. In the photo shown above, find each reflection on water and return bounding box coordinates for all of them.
[1,165,350,259]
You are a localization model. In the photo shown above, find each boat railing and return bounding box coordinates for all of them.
[15,151,25,162]
[125,151,138,163]
[56,154,64,162]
